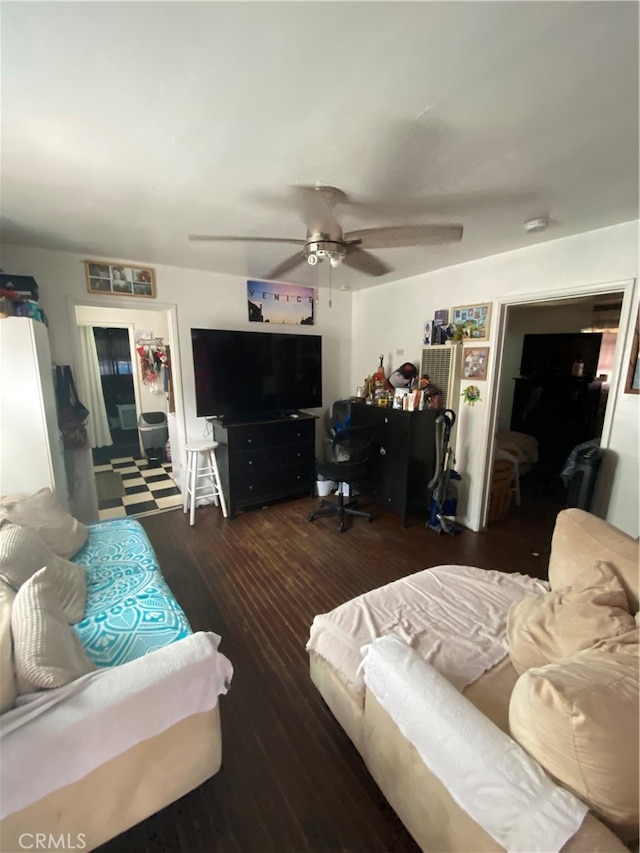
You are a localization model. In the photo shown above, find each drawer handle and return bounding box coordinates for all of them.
[248,461,253,466]
[379,447,387,456]
[384,417,389,424]
[247,438,253,444]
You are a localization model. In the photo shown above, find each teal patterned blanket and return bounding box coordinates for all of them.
[71,518,192,667]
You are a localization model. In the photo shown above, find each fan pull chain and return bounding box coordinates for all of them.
[315,261,319,303]
[328,262,333,308]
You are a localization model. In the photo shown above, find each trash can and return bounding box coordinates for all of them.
[566,445,604,511]
[138,412,168,465]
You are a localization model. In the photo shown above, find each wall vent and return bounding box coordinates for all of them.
[420,344,464,411]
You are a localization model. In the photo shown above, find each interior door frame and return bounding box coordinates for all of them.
[479,277,637,529]
[66,294,187,469]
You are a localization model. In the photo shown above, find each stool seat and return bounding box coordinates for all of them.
[183,441,228,525]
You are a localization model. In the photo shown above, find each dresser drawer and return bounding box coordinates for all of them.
[229,419,314,451]
[231,461,314,505]
[230,443,313,476]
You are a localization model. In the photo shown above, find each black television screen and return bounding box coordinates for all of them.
[191,328,322,421]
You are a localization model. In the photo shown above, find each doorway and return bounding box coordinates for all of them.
[483,280,635,536]
[70,300,185,521]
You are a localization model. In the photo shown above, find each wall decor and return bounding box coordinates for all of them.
[462,346,489,381]
[461,385,482,406]
[85,260,156,299]
[624,311,639,394]
[451,302,492,341]
[247,280,314,325]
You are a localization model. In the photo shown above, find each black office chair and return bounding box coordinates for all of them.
[308,424,376,532]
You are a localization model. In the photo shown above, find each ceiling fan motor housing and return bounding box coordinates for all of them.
[304,237,347,265]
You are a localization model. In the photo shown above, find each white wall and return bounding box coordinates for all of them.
[351,221,639,536]
[0,244,353,463]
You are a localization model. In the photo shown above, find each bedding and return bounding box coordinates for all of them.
[71,518,191,667]
[307,565,548,698]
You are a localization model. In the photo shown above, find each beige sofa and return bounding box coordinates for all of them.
[0,491,232,852]
[308,509,639,852]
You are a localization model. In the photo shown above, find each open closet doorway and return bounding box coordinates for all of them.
[71,300,186,522]
[482,279,636,539]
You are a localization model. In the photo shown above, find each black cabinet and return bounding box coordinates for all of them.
[350,402,438,525]
[213,414,316,517]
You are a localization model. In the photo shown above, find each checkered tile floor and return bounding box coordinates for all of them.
[94,456,182,521]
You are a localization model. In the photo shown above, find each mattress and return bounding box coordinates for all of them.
[71,517,191,666]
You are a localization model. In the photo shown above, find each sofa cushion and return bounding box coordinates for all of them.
[71,518,192,667]
[0,488,88,559]
[509,647,639,840]
[0,581,17,712]
[0,521,87,624]
[549,508,639,612]
[11,567,97,693]
[507,561,635,674]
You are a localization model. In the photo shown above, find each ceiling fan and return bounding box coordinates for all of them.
[189,185,463,280]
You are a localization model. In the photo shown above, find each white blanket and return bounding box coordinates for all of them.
[362,635,588,853]
[307,565,547,696]
[0,631,233,818]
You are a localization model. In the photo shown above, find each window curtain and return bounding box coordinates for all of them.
[92,327,132,375]
[77,325,113,448]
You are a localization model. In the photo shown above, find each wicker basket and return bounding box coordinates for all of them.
[488,459,513,523]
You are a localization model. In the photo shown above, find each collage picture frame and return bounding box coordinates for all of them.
[85,260,156,299]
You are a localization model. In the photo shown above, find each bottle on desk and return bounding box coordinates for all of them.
[373,354,386,390]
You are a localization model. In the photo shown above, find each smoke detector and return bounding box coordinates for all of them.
[524,217,549,234]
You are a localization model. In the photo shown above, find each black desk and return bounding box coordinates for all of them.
[350,402,437,525]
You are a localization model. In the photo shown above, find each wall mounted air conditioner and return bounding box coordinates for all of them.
[420,343,464,411]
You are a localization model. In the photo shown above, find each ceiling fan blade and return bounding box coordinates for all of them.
[189,234,306,245]
[343,246,392,277]
[264,251,307,281]
[344,224,463,249]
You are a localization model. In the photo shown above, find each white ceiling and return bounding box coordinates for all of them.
[2,2,638,291]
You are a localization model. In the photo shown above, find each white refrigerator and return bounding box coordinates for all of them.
[0,317,70,508]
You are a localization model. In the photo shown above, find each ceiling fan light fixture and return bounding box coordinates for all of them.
[524,216,550,234]
[329,255,342,268]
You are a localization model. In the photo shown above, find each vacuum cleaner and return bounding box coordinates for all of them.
[427,408,462,535]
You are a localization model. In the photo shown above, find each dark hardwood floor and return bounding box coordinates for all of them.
[97,487,561,853]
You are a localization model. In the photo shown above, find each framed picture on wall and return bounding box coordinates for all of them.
[463,346,490,381]
[451,302,492,341]
[84,260,156,299]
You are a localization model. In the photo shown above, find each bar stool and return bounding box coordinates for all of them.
[183,440,228,526]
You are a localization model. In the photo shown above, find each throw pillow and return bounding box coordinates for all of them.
[509,648,639,839]
[0,488,88,559]
[548,508,639,612]
[11,567,96,693]
[0,521,87,624]
[507,561,635,674]
[0,581,17,712]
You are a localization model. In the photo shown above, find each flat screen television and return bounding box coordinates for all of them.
[191,328,322,422]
